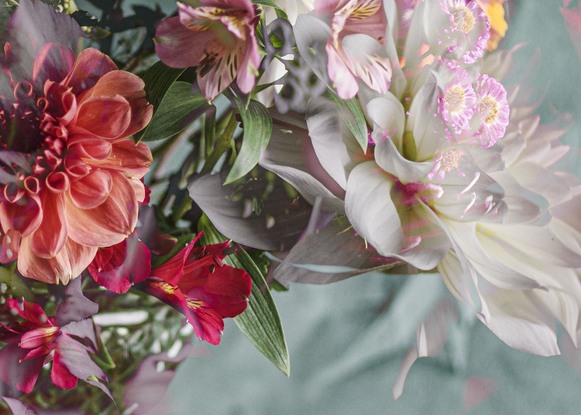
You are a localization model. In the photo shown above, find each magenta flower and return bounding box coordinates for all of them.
[141,235,252,345]
[155,0,261,100]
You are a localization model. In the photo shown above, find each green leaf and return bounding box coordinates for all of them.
[326,91,369,152]
[252,0,288,19]
[138,81,209,142]
[198,215,290,376]
[225,98,272,184]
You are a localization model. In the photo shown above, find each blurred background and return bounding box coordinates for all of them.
[73,0,581,413]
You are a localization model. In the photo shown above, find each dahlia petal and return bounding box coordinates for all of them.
[88,139,152,177]
[87,71,153,137]
[74,95,132,139]
[20,238,97,284]
[64,48,118,95]
[479,287,560,356]
[154,16,209,68]
[345,161,404,257]
[66,171,139,247]
[69,170,112,209]
[0,230,20,263]
[0,194,42,236]
[51,350,79,389]
[30,193,66,259]
[32,43,76,85]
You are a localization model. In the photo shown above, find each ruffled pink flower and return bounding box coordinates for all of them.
[316,0,391,98]
[0,24,153,282]
[141,234,252,345]
[437,65,477,135]
[439,0,490,63]
[155,0,260,100]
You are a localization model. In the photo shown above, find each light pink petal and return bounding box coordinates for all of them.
[65,171,139,247]
[326,43,359,99]
[30,192,67,259]
[196,48,238,100]
[155,16,210,68]
[69,170,113,209]
[235,32,260,93]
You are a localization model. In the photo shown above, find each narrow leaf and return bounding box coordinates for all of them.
[199,215,290,376]
[326,91,369,152]
[225,98,273,184]
[139,81,208,142]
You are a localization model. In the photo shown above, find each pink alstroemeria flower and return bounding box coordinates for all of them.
[298,0,391,99]
[141,235,252,345]
[155,0,261,100]
[0,1,153,284]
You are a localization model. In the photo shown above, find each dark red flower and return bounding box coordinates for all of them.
[87,233,151,294]
[141,234,252,345]
[0,299,93,393]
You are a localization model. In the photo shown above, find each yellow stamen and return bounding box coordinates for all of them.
[452,5,476,34]
[445,85,466,113]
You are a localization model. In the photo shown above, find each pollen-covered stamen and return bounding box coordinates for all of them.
[444,84,466,113]
[473,74,509,147]
[186,298,205,309]
[152,280,176,295]
[428,147,466,181]
[451,5,476,33]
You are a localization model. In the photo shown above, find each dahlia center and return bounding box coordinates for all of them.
[452,6,475,34]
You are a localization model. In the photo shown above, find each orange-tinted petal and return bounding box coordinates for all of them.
[18,237,97,284]
[69,170,112,209]
[30,192,66,258]
[0,194,42,236]
[89,139,152,177]
[73,95,131,139]
[65,171,138,247]
[64,48,118,96]
[87,71,153,137]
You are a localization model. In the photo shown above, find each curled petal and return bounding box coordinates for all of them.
[64,48,118,95]
[73,95,132,139]
[69,170,112,209]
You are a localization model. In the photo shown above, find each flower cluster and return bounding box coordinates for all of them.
[1,0,581,412]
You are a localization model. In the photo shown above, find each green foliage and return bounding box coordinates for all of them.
[225,97,273,184]
[326,90,369,152]
[199,214,290,376]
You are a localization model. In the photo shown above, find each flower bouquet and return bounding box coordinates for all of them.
[0,0,580,413]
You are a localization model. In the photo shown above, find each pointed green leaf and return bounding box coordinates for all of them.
[199,214,290,376]
[326,91,369,152]
[138,81,209,142]
[225,98,273,184]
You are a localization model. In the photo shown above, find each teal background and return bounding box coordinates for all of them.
[78,0,581,413]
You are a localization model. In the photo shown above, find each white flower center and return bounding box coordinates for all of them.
[479,95,499,125]
[445,84,466,113]
[452,5,475,34]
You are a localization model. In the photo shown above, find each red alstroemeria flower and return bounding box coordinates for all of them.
[0,298,97,393]
[155,0,261,100]
[0,0,153,284]
[140,235,252,345]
